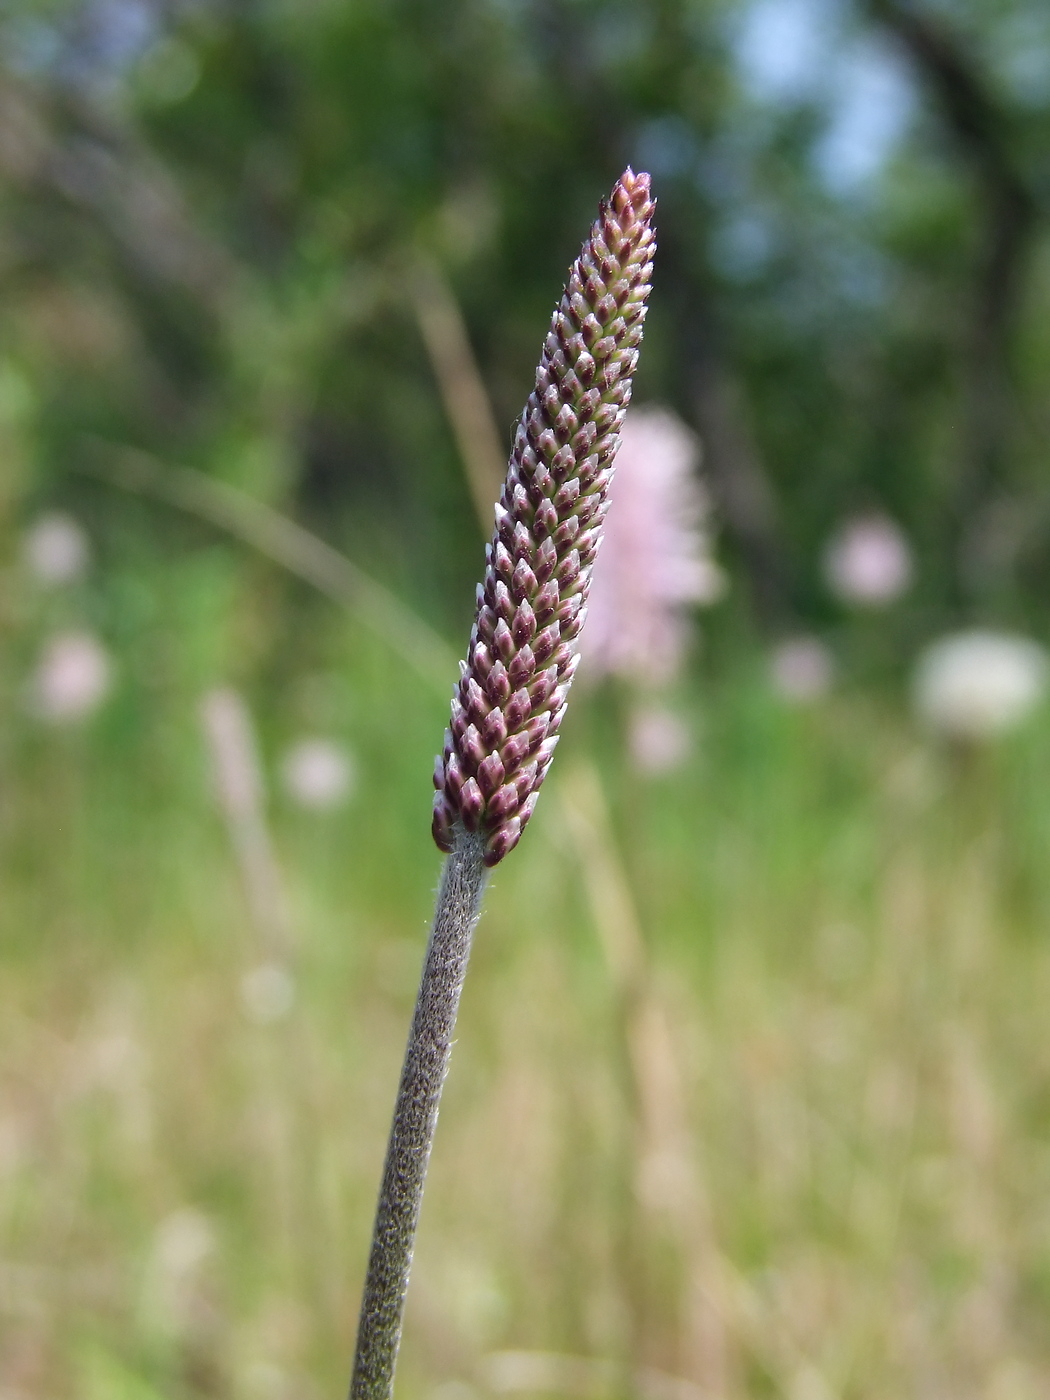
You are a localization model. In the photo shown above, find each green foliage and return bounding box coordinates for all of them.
[1,0,1048,628]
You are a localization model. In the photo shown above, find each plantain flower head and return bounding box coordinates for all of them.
[433,169,656,865]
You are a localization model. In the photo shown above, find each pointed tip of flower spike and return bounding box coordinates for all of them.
[432,170,656,863]
[617,166,651,201]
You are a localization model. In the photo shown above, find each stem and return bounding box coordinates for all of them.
[349,830,489,1400]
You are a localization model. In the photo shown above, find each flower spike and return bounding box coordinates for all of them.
[433,168,656,865]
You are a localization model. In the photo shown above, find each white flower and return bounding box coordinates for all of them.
[770,635,835,702]
[628,704,692,774]
[240,961,296,1024]
[153,1207,214,1280]
[582,405,724,684]
[913,630,1049,739]
[30,630,112,721]
[823,512,913,606]
[280,738,354,810]
[23,512,90,585]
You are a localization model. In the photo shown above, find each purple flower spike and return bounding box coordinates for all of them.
[433,168,656,866]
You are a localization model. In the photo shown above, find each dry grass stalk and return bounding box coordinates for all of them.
[81,439,455,687]
[411,258,508,537]
[560,760,732,1395]
[200,686,292,958]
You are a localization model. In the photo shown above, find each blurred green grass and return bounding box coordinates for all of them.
[2,536,1050,1399]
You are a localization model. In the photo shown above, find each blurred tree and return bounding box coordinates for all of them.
[0,0,1047,648]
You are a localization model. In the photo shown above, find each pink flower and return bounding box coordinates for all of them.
[30,631,112,722]
[823,512,913,606]
[581,406,724,683]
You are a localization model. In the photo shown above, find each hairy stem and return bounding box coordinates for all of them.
[349,831,489,1400]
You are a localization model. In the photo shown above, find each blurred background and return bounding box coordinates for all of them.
[2,0,1050,1396]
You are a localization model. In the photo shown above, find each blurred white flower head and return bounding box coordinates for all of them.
[280,737,355,810]
[153,1207,214,1280]
[913,630,1049,740]
[240,961,296,1024]
[23,512,90,585]
[30,630,112,722]
[770,635,835,702]
[628,704,692,775]
[582,405,724,684]
[823,512,912,606]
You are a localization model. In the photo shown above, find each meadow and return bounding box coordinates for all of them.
[2,529,1049,1400]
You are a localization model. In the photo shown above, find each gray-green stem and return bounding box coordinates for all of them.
[349,830,489,1400]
